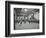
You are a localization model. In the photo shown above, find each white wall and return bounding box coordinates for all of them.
[0,0,46,38]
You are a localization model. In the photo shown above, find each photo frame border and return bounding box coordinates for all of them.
[5,1,45,37]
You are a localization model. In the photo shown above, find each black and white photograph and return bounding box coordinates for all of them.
[14,8,39,30]
[5,1,45,37]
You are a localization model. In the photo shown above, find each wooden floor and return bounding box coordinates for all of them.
[15,22,39,30]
